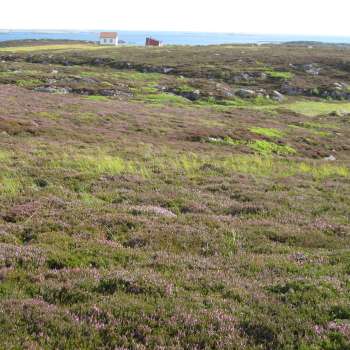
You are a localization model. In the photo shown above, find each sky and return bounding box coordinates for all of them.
[1,0,350,36]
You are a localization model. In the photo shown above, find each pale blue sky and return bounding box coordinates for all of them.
[1,0,350,36]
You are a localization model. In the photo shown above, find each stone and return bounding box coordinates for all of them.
[34,86,70,94]
[184,89,201,101]
[130,205,176,218]
[236,89,256,99]
[99,89,116,96]
[324,155,336,161]
[163,67,174,74]
[333,82,343,89]
[233,73,252,83]
[291,252,308,263]
[333,82,348,91]
[303,64,321,76]
[271,90,285,102]
[280,83,304,96]
[93,58,103,65]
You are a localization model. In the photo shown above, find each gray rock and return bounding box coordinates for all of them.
[80,77,99,84]
[281,83,304,96]
[333,82,343,89]
[324,155,336,161]
[222,90,234,98]
[233,73,252,83]
[216,83,234,97]
[333,82,348,90]
[93,58,103,65]
[303,64,321,76]
[291,252,308,263]
[130,205,176,218]
[271,90,285,102]
[163,67,174,74]
[180,89,201,101]
[236,89,256,99]
[156,85,167,91]
[99,89,116,96]
[34,86,70,94]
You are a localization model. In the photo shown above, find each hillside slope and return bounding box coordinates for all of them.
[0,43,349,349]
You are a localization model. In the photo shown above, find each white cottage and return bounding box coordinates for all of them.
[99,32,118,46]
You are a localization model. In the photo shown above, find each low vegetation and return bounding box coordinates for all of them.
[0,41,349,349]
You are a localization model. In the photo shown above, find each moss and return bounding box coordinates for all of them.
[250,127,284,138]
[143,93,190,105]
[249,140,296,155]
[197,96,275,108]
[16,79,42,88]
[265,69,294,80]
[286,101,350,116]
[85,95,110,101]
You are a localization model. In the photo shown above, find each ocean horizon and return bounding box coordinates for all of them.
[1,30,350,46]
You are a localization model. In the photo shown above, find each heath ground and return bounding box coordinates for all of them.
[0,41,349,349]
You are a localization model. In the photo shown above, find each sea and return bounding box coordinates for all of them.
[1,30,350,46]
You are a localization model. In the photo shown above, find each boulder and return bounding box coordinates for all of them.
[233,73,252,83]
[93,58,104,65]
[215,83,234,98]
[256,88,267,97]
[99,89,116,96]
[163,67,174,74]
[303,64,321,76]
[271,90,285,102]
[280,83,304,96]
[236,89,256,99]
[182,89,201,101]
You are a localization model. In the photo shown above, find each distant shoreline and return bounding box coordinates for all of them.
[1,31,350,46]
[1,38,350,49]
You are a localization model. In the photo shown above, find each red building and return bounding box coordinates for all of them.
[145,37,163,47]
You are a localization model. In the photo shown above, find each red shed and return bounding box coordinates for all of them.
[145,37,163,47]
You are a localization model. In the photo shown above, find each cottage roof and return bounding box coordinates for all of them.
[100,32,118,39]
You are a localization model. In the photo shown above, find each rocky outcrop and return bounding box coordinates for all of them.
[281,82,350,100]
[34,86,71,94]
